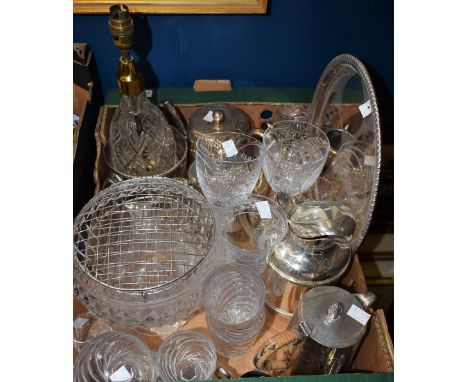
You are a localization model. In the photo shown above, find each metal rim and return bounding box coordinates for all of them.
[262,121,330,166]
[267,255,351,287]
[196,131,262,164]
[308,53,382,254]
[73,177,216,294]
[265,300,294,317]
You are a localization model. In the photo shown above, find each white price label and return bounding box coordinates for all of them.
[203,110,214,122]
[346,304,371,326]
[145,89,153,97]
[222,139,238,157]
[359,100,372,118]
[73,114,80,129]
[364,155,375,166]
[255,201,272,219]
[110,365,132,382]
[73,317,88,329]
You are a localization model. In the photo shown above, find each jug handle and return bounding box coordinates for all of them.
[253,328,304,372]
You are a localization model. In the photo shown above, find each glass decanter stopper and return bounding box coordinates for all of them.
[107,4,176,176]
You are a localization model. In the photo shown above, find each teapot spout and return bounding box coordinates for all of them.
[353,291,376,310]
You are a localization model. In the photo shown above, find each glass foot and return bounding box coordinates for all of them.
[131,319,188,337]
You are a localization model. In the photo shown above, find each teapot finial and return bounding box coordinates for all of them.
[326,302,344,322]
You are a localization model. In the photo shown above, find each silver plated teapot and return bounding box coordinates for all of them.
[254,286,375,375]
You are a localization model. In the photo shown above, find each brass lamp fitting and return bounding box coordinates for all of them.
[117,56,144,96]
[109,4,144,96]
[108,4,134,57]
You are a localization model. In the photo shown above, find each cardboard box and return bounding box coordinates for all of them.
[73,43,103,217]
[74,254,393,376]
[83,101,394,379]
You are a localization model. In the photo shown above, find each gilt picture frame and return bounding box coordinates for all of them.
[74,0,268,14]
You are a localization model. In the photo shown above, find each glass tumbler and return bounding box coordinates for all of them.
[156,331,217,381]
[220,194,288,273]
[73,312,113,353]
[331,140,374,197]
[331,140,374,217]
[295,174,340,204]
[196,132,262,207]
[73,331,156,382]
[261,121,330,197]
[202,264,266,358]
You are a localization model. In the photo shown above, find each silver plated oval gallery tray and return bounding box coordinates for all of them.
[306,54,382,255]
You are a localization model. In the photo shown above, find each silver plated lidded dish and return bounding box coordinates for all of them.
[187,103,250,160]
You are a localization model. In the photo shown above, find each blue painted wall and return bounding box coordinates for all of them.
[74,0,393,103]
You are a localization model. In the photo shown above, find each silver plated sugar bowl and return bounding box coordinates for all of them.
[254,286,375,376]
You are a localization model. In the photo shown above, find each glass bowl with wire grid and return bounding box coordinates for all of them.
[73,177,217,334]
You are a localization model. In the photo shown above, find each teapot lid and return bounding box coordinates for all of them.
[188,104,249,139]
[298,286,368,348]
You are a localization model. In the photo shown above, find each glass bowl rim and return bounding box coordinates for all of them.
[262,121,331,166]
